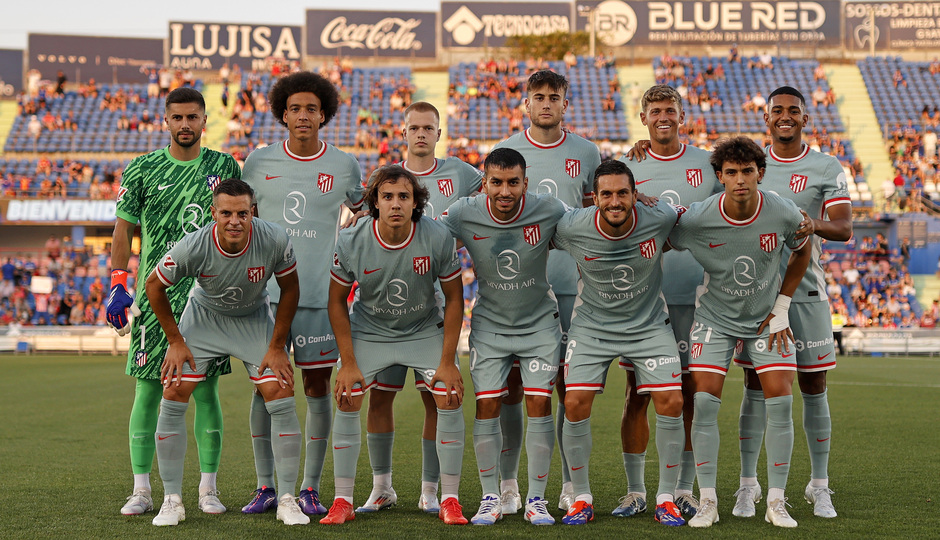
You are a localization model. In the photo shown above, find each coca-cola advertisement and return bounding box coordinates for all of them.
[305,9,437,58]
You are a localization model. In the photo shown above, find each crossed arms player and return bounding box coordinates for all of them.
[108,87,240,517]
[553,160,687,527]
[667,137,812,529]
[145,179,309,526]
[439,147,568,526]
[323,165,468,525]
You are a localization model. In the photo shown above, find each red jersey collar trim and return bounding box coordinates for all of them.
[719,192,763,226]
[372,219,415,250]
[648,144,686,162]
[523,128,566,149]
[403,158,439,176]
[594,207,636,240]
[282,139,326,162]
[768,143,809,163]
[212,223,252,258]
[486,194,526,224]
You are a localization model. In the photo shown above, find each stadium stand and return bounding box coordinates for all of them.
[0,158,127,198]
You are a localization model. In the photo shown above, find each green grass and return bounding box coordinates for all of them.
[1,354,938,539]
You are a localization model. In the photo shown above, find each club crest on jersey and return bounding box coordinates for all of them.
[247,266,265,283]
[206,175,221,191]
[565,159,580,178]
[333,252,340,267]
[413,256,430,275]
[438,178,454,197]
[317,173,334,193]
[690,342,703,359]
[640,238,657,259]
[735,339,744,355]
[789,174,808,193]
[117,186,127,202]
[134,350,148,367]
[760,233,778,252]
[686,169,703,187]
[523,225,541,246]
[163,255,176,268]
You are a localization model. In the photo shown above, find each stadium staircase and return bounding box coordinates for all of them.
[201,83,229,151]
[0,100,18,155]
[828,64,892,210]
[412,71,451,157]
[616,65,654,145]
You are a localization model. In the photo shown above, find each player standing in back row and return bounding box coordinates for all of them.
[241,71,365,516]
[615,84,722,519]
[732,86,852,520]
[361,101,483,514]
[493,69,600,514]
[109,87,241,517]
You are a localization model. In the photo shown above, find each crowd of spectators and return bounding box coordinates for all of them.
[0,157,124,199]
[0,236,138,327]
[882,121,940,213]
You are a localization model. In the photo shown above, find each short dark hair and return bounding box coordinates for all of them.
[365,165,428,223]
[269,71,339,128]
[593,160,635,193]
[767,86,806,108]
[165,87,205,111]
[213,178,254,200]
[484,147,526,175]
[709,136,766,173]
[526,70,569,98]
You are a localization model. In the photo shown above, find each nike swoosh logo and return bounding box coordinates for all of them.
[636,179,651,184]
[666,463,679,468]
[265,175,281,180]
[252,434,268,438]
[537,473,547,479]
[584,256,601,261]
[132,435,147,439]
[334,445,352,450]
[709,243,726,248]
[774,462,788,467]
[364,268,381,274]
[157,184,175,191]
[739,437,752,440]
[157,434,177,441]
[206,429,221,434]
[199,273,218,278]
[320,349,336,357]
[817,352,831,360]
[279,433,299,437]
[571,466,585,471]
[696,461,710,466]
[500,449,510,453]
[816,437,830,442]
[310,437,326,440]
[473,235,490,240]
[215,358,226,366]
[782,353,794,358]
[479,465,496,472]
[671,372,681,378]
[441,440,459,445]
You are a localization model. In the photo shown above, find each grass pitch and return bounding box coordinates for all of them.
[0,353,937,539]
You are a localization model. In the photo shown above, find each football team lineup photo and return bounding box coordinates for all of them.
[1,1,939,538]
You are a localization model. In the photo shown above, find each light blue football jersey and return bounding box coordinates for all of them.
[763,144,852,304]
[243,140,364,308]
[620,144,722,305]
[404,157,483,218]
[553,201,679,340]
[331,216,460,339]
[439,192,568,334]
[155,218,296,317]
[495,129,601,296]
[669,191,808,336]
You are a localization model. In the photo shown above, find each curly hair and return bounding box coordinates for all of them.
[709,136,766,174]
[268,71,339,128]
[365,165,429,223]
